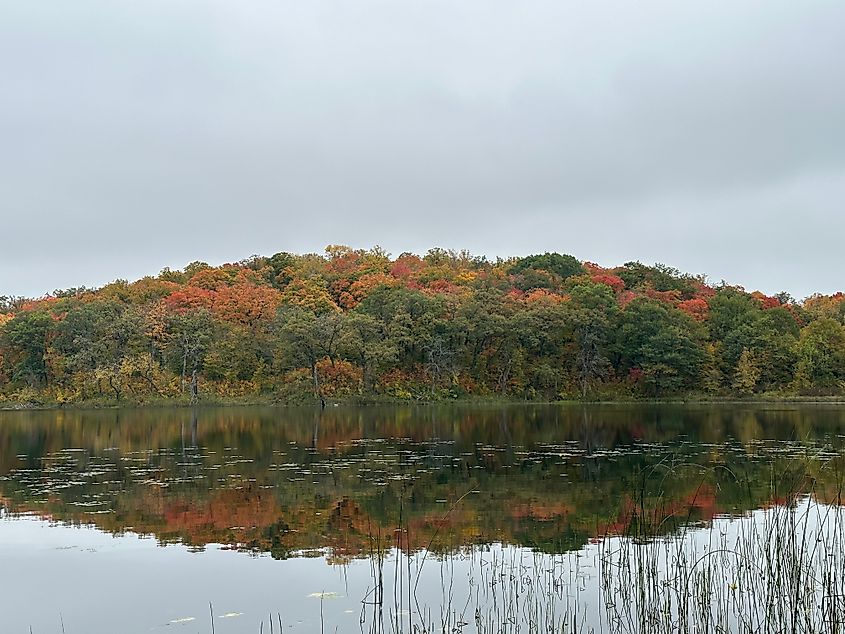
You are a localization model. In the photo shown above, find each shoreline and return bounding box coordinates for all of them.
[4,394,845,412]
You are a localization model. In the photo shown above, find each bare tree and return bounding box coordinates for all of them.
[424,337,456,393]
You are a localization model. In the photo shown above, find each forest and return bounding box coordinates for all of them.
[1,246,844,405]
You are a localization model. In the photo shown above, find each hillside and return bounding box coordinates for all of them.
[2,246,844,405]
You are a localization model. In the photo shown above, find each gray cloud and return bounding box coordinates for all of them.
[1,0,843,299]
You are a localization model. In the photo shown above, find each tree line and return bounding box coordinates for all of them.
[1,246,844,404]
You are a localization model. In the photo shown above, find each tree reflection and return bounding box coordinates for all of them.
[0,404,843,561]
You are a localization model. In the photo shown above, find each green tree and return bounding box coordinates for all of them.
[794,318,845,392]
[509,253,583,283]
[2,311,54,387]
[356,286,443,370]
[54,301,147,399]
[447,289,512,390]
[340,313,398,393]
[510,303,570,399]
[617,262,700,297]
[707,289,765,386]
[618,299,706,396]
[276,307,344,402]
[565,282,618,398]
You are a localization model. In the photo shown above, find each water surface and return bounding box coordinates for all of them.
[1,404,843,632]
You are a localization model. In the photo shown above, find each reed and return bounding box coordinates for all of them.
[348,454,845,633]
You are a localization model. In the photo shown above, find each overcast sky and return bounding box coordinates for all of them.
[1,0,843,300]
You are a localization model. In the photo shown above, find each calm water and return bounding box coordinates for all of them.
[1,404,844,633]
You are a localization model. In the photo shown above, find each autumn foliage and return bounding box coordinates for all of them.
[0,247,842,403]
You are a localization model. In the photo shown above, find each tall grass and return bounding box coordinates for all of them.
[600,495,844,633]
[352,456,845,633]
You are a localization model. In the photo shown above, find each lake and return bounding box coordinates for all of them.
[1,404,844,633]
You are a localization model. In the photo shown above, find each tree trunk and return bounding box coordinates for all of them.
[181,349,188,394]
[360,355,369,395]
[108,375,121,401]
[498,357,513,395]
[190,369,199,404]
[142,372,162,396]
[311,361,325,408]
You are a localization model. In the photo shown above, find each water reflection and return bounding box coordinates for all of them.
[1,404,844,558]
[2,404,845,632]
